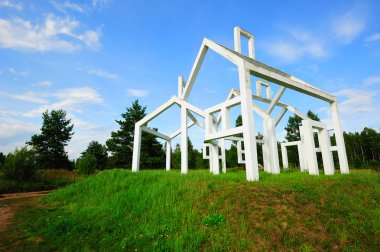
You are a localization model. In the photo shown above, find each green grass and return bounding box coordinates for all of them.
[0,169,82,194]
[5,169,380,251]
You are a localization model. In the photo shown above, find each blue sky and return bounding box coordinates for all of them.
[0,0,379,159]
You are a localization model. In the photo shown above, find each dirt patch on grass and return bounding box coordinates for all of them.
[0,191,52,232]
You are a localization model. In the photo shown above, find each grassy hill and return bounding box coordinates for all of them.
[4,169,380,251]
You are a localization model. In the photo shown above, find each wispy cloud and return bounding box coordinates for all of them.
[334,88,378,115]
[264,28,327,63]
[0,117,38,138]
[366,33,380,42]
[87,69,120,80]
[22,87,104,117]
[127,89,149,97]
[0,0,23,11]
[331,6,367,44]
[363,76,380,86]
[0,67,27,77]
[31,81,53,87]
[0,91,48,103]
[51,1,87,14]
[0,14,101,52]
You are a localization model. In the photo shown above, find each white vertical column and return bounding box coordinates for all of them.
[319,128,334,175]
[281,144,288,170]
[132,124,142,172]
[181,105,188,174]
[211,121,219,175]
[166,141,171,171]
[302,120,319,175]
[330,102,349,174]
[178,76,184,98]
[262,119,270,173]
[238,62,259,181]
[297,142,306,172]
[266,117,280,174]
[299,125,308,171]
[221,107,230,174]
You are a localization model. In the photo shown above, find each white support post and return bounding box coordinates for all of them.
[238,62,259,181]
[181,105,188,174]
[262,119,270,173]
[220,107,229,173]
[330,102,349,174]
[132,124,142,172]
[281,143,288,170]
[211,121,220,175]
[319,128,335,175]
[266,117,280,174]
[301,120,319,175]
[220,140,226,173]
[166,141,171,171]
[299,125,308,171]
[178,76,184,98]
[297,142,306,172]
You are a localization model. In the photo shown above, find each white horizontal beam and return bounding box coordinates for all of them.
[281,141,301,147]
[266,87,286,114]
[205,126,243,141]
[204,96,241,114]
[141,126,171,141]
[174,97,205,117]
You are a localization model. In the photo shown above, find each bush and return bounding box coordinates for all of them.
[76,154,97,175]
[2,147,37,181]
[368,160,380,172]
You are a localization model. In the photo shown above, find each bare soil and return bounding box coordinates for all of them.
[0,191,51,232]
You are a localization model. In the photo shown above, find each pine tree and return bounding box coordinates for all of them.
[81,141,108,170]
[28,110,74,169]
[106,100,165,168]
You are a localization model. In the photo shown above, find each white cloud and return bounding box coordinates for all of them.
[0,91,48,103]
[51,1,86,13]
[0,0,23,11]
[363,76,380,86]
[87,68,120,80]
[0,67,28,77]
[127,89,149,97]
[366,33,380,42]
[334,88,378,115]
[332,7,366,44]
[265,28,327,62]
[0,117,38,138]
[31,81,53,87]
[0,14,101,52]
[23,87,104,117]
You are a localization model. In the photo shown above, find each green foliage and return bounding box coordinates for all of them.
[28,110,74,169]
[81,141,108,170]
[106,100,165,168]
[0,152,5,168]
[203,213,225,226]
[76,154,97,175]
[344,127,380,168]
[2,147,37,181]
[171,138,208,169]
[10,170,380,251]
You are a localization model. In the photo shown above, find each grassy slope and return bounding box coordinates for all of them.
[6,169,380,251]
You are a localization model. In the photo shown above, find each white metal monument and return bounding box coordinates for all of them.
[131,27,349,181]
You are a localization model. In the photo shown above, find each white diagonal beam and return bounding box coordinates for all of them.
[141,126,171,141]
[266,87,286,114]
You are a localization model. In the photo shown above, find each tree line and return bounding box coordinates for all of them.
[1,100,379,181]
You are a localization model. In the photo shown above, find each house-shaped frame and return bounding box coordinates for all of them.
[131,27,349,181]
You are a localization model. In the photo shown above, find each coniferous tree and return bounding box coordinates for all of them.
[106,100,165,168]
[28,110,74,169]
[81,141,108,170]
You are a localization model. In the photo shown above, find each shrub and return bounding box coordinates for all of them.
[2,147,37,181]
[76,154,97,175]
[368,160,380,172]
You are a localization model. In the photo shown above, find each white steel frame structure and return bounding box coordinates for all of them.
[132,27,349,181]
